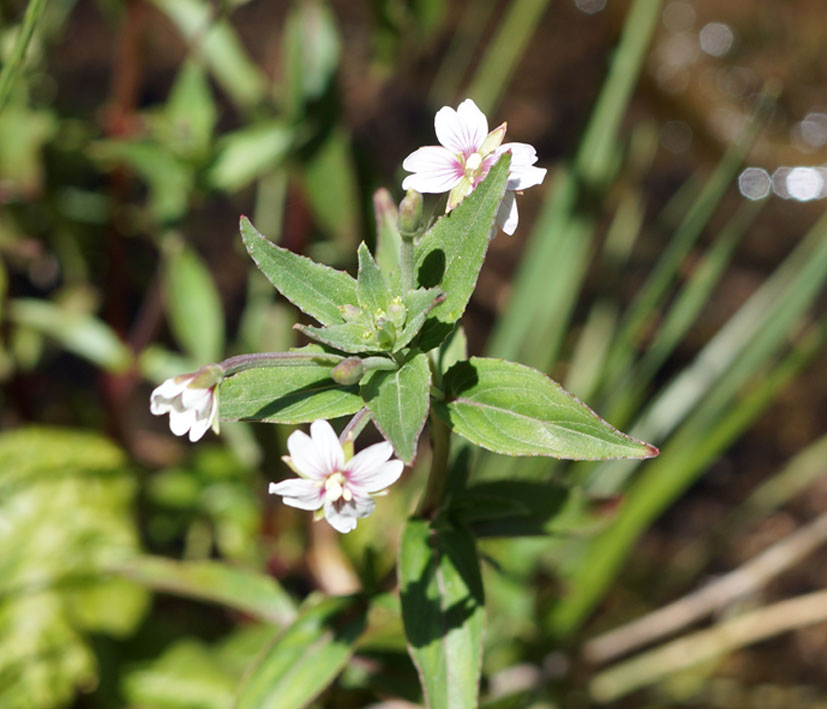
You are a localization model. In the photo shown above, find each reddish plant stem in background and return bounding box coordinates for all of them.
[100,0,146,444]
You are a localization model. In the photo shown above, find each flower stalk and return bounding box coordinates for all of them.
[219,350,344,377]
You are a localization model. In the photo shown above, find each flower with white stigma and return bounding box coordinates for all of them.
[150,364,222,443]
[402,98,547,235]
[269,420,404,534]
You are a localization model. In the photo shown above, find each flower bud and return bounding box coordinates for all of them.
[398,189,423,239]
[339,304,363,322]
[331,357,365,385]
[374,318,396,350]
[388,296,406,329]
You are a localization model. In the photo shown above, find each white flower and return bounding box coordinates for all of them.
[402,98,547,235]
[150,365,222,442]
[269,419,404,534]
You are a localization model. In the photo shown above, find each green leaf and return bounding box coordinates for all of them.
[0,427,146,709]
[91,139,193,222]
[283,0,341,115]
[122,638,236,709]
[396,287,446,352]
[208,122,293,192]
[113,556,296,626]
[235,596,366,709]
[357,242,393,317]
[435,325,468,385]
[300,126,359,249]
[7,299,132,373]
[150,0,267,110]
[158,58,217,158]
[162,239,225,364]
[219,364,362,424]
[122,627,276,709]
[373,188,402,280]
[414,154,510,334]
[436,357,658,459]
[399,517,485,709]
[295,321,383,354]
[361,353,431,464]
[240,216,357,327]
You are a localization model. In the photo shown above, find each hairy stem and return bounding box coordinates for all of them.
[400,238,415,292]
[220,351,343,376]
[417,412,451,518]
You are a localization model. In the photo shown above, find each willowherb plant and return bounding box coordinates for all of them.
[151,98,658,707]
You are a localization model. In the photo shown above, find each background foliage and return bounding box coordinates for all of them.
[1,0,826,706]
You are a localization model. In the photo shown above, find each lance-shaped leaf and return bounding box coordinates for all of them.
[399,517,485,709]
[357,242,392,317]
[112,556,296,626]
[361,353,430,464]
[295,321,384,354]
[373,188,402,280]
[436,358,659,460]
[235,596,366,709]
[414,154,510,345]
[395,287,446,352]
[240,216,357,326]
[220,364,362,424]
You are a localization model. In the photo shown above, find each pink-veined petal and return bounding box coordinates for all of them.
[496,191,519,235]
[323,501,360,533]
[350,459,404,494]
[346,441,393,478]
[402,146,464,193]
[435,99,488,156]
[350,493,377,518]
[309,419,344,472]
[269,479,324,510]
[286,430,329,480]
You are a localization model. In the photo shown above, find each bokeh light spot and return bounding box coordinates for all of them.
[574,0,607,14]
[699,22,734,57]
[738,168,771,200]
[785,167,824,201]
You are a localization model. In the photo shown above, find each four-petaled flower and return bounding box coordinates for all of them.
[150,364,222,442]
[269,419,404,533]
[402,98,546,235]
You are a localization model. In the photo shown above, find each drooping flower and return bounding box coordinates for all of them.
[269,419,404,534]
[402,98,547,235]
[150,364,222,442]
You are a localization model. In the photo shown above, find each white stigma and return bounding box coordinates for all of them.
[465,152,483,173]
[324,472,347,503]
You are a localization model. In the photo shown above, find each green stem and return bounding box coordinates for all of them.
[400,238,414,292]
[339,407,371,444]
[361,356,399,372]
[417,412,451,518]
[0,0,48,114]
[219,351,343,376]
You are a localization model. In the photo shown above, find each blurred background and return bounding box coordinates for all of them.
[1,0,826,706]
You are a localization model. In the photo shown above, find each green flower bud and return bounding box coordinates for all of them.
[388,296,406,328]
[331,357,365,385]
[339,303,363,322]
[374,318,396,350]
[398,189,424,240]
